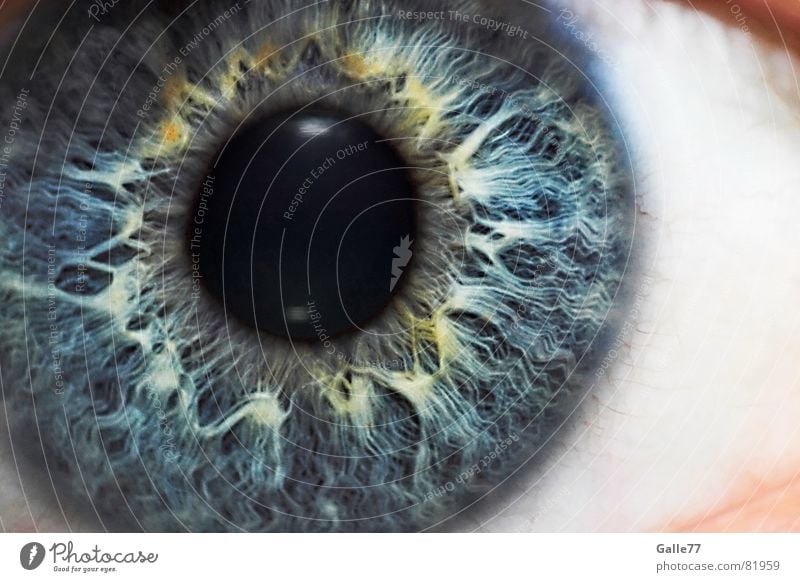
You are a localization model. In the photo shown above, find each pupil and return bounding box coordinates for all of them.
[190,109,417,340]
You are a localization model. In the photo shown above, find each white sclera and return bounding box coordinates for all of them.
[457,0,800,533]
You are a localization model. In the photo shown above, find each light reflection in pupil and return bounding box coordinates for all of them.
[190,110,418,340]
[0,0,635,533]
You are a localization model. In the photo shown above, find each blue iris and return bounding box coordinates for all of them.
[0,0,634,531]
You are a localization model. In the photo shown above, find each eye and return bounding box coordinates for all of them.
[454,1,800,532]
[0,0,634,531]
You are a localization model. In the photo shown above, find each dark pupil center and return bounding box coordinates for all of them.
[190,110,417,341]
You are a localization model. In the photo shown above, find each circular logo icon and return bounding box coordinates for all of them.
[20,542,46,570]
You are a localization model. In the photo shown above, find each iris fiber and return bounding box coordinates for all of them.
[0,0,633,531]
